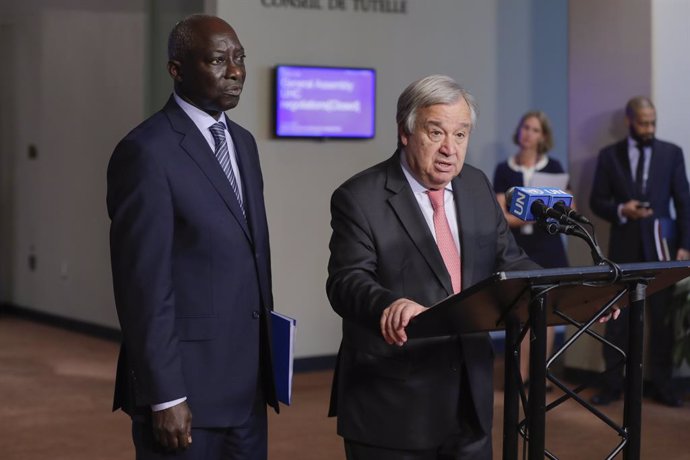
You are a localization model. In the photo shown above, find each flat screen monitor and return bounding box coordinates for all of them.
[273,65,376,139]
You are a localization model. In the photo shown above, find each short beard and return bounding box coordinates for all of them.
[629,127,654,147]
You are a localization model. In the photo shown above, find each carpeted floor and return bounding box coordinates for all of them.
[1,315,689,459]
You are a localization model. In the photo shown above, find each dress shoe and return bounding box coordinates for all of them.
[590,390,621,406]
[650,390,684,408]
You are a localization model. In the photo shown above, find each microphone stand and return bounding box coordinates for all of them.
[536,215,620,283]
[524,198,621,281]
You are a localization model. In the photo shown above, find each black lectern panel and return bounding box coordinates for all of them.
[406,260,690,459]
[407,261,690,339]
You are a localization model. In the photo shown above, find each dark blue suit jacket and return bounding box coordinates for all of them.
[590,138,690,262]
[107,96,278,427]
[326,152,538,449]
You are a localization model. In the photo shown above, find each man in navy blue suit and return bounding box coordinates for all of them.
[590,96,690,407]
[107,14,277,459]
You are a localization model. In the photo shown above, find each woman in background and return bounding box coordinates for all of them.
[493,110,569,389]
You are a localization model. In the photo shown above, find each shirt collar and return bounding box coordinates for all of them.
[174,92,227,132]
[507,153,549,173]
[628,136,651,150]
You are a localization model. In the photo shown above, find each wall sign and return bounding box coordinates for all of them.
[260,0,407,14]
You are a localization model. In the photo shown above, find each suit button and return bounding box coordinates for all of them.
[252,311,260,319]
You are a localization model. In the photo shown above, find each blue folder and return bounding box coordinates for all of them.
[270,310,296,405]
[654,217,676,261]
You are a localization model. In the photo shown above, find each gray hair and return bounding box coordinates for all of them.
[625,96,655,119]
[396,75,478,147]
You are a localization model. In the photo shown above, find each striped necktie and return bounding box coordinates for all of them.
[209,122,244,216]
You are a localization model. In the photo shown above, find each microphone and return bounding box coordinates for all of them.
[530,200,575,224]
[506,187,574,222]
[505,187,550,221]
[552,200,590,224]
[507,187,604,265]
[537,219,578,236]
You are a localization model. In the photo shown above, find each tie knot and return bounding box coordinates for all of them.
[209,122,226,141]
[428,189,445,211]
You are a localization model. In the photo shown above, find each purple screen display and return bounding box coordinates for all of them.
[275,66,376,138]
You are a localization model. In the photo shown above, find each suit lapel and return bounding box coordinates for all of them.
[164,98,252,241]
[616,140,636,197]
[226,116,262,242]
[384,154,454,295]
[647,139,660,190]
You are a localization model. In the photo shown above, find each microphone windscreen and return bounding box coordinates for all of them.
[505,186,515,205]
[547,189,573,208]
[508,187,552,221]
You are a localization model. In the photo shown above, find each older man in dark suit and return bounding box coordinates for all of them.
[326,75,539,460]
[589,96,690,408]
[107,14,277,459]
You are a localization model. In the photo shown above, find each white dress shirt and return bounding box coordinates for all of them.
[399,151,461,253]
[173,93,244,203]
[617,137,652,223]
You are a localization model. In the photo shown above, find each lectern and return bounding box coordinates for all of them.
[407,260,690,459]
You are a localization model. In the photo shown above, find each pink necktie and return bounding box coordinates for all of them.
[428,189,461,293]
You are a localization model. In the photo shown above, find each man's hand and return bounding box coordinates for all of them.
[380,298,428,346]
[151,401,193,451]
[598,306,621,323]
[676,248,690,261]
[621,200,653,220]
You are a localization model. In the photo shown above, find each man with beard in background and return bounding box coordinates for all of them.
[590,96,690,408]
